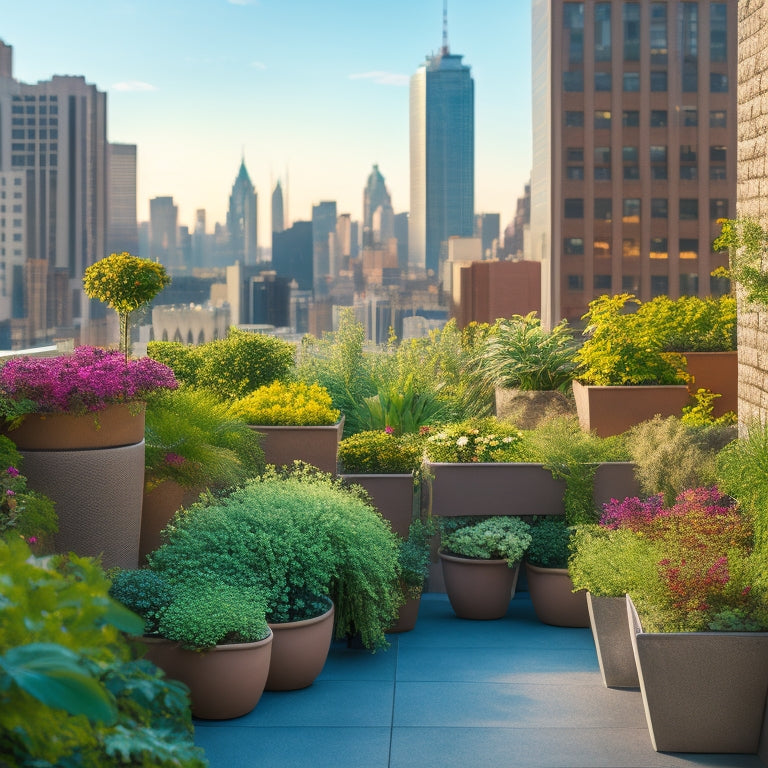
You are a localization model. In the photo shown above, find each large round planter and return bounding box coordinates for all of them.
[627,595,768,753]
[439,549,520,620]
[249,417,344,475]
[683,351,737,418]
[525,562,588,627]
[139,481,201,562]
[143,632,273,720]
[340,473,416,538]
[388,594,421,633]
[571,380,690,438]
[266,601,335,691]
[586,593,639,688]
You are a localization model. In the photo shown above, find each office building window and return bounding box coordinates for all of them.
[595,71,612,91]
[595,3,612,61]
[710,110,727,127]
[710,3,727,63]
[680,199,699,220]
[593,238,611,257]
[594,110,611,129]
[564,3,585,64]
[651,110,668,127]
[564,237,584,255]
[623,274,640,292]
[623,110,639,127]
[622,146,638,163]
[595,167,611,181]
[680,274,699,296]
[710,166,727,181]
[680,145,697,162]
[566,148,584,162]
[650,145,667,163]
[624,166,640,180]
[651,275,669,296]
[679,238,699,259]
[650,237,668,258]
[595,146,611,164]
[623,2,640,61]
[710,146,727,163]
[564,198,584,218]
[710,199,729,220]
[680,165,698,180]
[651,198,668,218]
[623,198,640,223]
[710,73,728,92]
[566,165,584,180]
[563,71,584,92]
[594,274,612,290]
[681,107,698,126]
[595,198,612,221]
[650,2,668,63]
[567,274,585,291]
[623,72,640,91]
[650,71,667,91]
[680,2,698,92]
[565,111,584,127]
[623,238,640,258]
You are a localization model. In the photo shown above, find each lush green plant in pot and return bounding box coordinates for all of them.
[526,517,571,569]
[440,515,531,564]
[230,380,340,425]
[398,517,437,599]
[424,419,536,463]
[338,429,424,476]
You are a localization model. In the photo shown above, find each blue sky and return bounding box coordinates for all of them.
[1,0,532,247]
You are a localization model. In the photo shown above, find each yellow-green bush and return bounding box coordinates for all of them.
[230,381,340,425]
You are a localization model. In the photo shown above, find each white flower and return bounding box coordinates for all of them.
[456,436,469,447]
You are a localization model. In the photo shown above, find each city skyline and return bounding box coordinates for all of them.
[0,0,532,248]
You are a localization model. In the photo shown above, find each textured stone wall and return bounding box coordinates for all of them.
[738,0,768,426]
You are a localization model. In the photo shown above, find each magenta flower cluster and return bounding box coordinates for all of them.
[0,346,177,414]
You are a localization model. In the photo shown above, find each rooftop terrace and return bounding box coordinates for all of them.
[194,593,763,768]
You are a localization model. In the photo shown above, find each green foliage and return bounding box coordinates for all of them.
[423,419,536,463]
[230,380,340,425]
[0,538,207,767]
[627,416,736,506]
[148,467,401,650]
[144,386,265,490]
[109,569,174,635]
[480,312,578,392]
[147,341,204,385]
[398,518,437,598]
[681,388,737,428]
[525,417,629,525]
[713,217,768,309]
[338,429,424,475]
[439,515,532,564]
[576,293,688,385]
[355,378,447,434]
[526,517,572,569]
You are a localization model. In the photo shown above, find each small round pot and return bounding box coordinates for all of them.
[266,600,335,691]
[388,594,421,633]
[525,562,589,627]
[439,549,520,620]
[143,632,273,720]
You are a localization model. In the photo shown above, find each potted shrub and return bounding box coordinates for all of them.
[390,517,437,632]
[110,570,273,720]
[338,429,424,537]
[424,419,565,518]
[480,312,577,429]
[438,515,531,620]
[230,381,344,474]
[0,347,177,568]
[572,294,690,437]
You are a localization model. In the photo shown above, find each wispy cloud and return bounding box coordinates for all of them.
[111,80,157,92]
[348,71,409,87]
[250,61,267,70]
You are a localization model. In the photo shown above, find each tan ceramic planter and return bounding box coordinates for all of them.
[340,473,416,538]
[586,593,639,688]
[250,417,344,474]
[388,594,421,633]
[525,562,588,627]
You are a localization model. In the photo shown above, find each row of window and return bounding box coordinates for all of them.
[11,129,59,140]
[0,178,23,187]
[11,118,59,127]
[12,95,58,102]
[10,104,59,115]
[565,236,704,257]
[563,70,728,93]
[566,274,718,298]
[564,197,729,220]
[566,109,727,129]
[11,156,57,167]
[567,146,726,162]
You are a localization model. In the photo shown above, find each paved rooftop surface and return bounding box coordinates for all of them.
[194,593,764,768]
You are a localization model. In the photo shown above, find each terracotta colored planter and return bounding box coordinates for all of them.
[3,403,146,450]
[592,462,641,508]
[340,473,415,538]
[143,632,273,720]
[628,595,768,753]
[140,481,202,562]
[266,601,335,691]
[388,594,421,633]
[572,380,690,437]
[249,417,344,474]
[683,351,737,417]
[586,593,639,688]
[427,462,565,518]
[439,549,520,620]
[525,562,588,627]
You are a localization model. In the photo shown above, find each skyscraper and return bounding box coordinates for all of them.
[530,0,736,328]
[312,201,337,296]
[227,159,258,266]
[363,165,394,247]
[107,143,138,256]
[272,180,285,234]
[149,196,178,270]
[408,11,474,278]
[0,39,108,348]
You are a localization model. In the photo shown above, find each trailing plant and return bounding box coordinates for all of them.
[713,217,768,309]
[338,429,425,475]
[398,517,437,598]
[230,380,340,425]
[83,252,171,361]
[480,312,577,392]
[423,419,536,463]
[526,516,572,569]
[439,515,531,565]
[0,538,208,767]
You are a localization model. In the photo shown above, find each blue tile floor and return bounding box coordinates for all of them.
[194,593,765,768]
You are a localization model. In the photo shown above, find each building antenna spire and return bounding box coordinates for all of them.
[442,0,449,55]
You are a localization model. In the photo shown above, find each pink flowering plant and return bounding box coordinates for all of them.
[0,346,177,426]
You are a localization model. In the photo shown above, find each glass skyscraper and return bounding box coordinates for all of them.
[409,38,474,278]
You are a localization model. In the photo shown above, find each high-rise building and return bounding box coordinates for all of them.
[312,201,337,296]
[107,143,138,256]
[530,0,736,328]
[227,159,258,266]
[273,220,313,291]
[149,196,178,270]
[272,180,285,234]
[474,213,500,259]
[363,165,394,247]
[192,209,207,268]
[0,39,108,348]
[408,13,474,278]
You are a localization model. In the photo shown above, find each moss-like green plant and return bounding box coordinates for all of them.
[439,515,531,565]
[230,380,340,425]
[526,517,572,569]
[146,341,204,386]
[109,569,175,635]
[338,429,424,475]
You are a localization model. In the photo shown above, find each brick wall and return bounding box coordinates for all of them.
[737,0,768,426]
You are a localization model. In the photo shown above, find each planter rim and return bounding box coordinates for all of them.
[340,472,414,479]
[525,562,569,575]
[268,599,334,631]
[142,630,273,653]
[249,417,345,431]
[427,461,551,468]
[438,548,515,567]
[573,381,689,391]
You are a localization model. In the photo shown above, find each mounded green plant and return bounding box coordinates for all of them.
[526,517,572,569]
[148,466,401,650]
[480,312,577,392]
[230,380,340,425]
[109,568,175,635]
[338,429,424,475]
[423,418,536,463]
[439,515,532,565]
[144,386,265,491]
[146,340,204,385]
[0,538,207,767]
[354,378,446,435]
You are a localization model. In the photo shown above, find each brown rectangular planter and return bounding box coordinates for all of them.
[683,351,737,418]
[592,462,640,508]
[572,380,690,437]
[339,473,416,539]
[249,417,344,475]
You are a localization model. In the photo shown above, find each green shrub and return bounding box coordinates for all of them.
[230,380,340,425]
[338,430,424,474]
[526,517,571,568]
[439,515,531,564]
[423,419,536,463]
[398,518,437,598]
[641,295,736,352]
[354,379,446,435]
[713,217,768,310]
[147,340,204,386]
[109,569,175,635]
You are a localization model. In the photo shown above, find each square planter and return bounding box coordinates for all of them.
[628,595,768,753]
[586,593,639,689]
[592,462,641,508]
[572,380,690,437]
[683,351,738,418]
[340,473,416,539]
[249,417,344,475]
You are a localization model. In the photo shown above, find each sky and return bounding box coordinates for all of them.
[0,0,532,248]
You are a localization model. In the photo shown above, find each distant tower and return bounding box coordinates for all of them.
[227,159,258,266]
[312,201,337,296]
[408,2,474,277]
[107,143,138,256]
[149,197,178,269]
[272,180,285,234]
[363,165,394,247]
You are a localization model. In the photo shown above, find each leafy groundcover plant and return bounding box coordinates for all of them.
[230,380,340,425]
[440,515,532,565]
[338,429,425,475]
[423,419,536,463]
[526,517,572,569]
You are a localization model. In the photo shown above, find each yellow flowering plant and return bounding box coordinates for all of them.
[230,381,341,426]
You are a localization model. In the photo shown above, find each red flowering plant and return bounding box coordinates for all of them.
[0,346,177,427]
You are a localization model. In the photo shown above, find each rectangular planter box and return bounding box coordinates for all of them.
[340,473,416,539]
[249,417,344,475]
[683,351,737,418]
[586,593,639,689]
[572,380,690,438]
[592,462,640,508]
